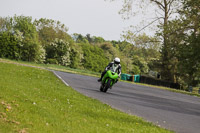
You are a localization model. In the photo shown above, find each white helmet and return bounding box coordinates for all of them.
[114,57,120,64]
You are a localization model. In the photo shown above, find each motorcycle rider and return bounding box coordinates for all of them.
[98,57,121,82]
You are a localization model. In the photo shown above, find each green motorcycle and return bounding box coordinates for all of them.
[100,70,119,92]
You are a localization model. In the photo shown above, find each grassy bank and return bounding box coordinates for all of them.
[0,58,100,77]
[0,61,172,132]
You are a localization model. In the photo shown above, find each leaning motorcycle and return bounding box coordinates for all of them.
[100,70,119,92]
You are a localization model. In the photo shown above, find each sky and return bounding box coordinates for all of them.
[0,0,153,41]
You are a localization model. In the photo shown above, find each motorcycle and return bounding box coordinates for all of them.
[100,70,119,92]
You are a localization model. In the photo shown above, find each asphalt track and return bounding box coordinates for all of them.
[54,71,200,133]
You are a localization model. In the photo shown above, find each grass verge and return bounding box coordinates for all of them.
[0,58,100,77]
[0,61,172,133]
[123,81,200,98]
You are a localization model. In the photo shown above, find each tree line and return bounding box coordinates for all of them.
[0,15,160,74]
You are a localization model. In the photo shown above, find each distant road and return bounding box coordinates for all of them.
[54,71,200,133]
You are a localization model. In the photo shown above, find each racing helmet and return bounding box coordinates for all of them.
[114,57,120,64]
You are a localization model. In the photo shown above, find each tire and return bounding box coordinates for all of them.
[103,79,111,92]
[100,84,103,92]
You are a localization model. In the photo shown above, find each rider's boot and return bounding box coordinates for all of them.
[97,78,102,82]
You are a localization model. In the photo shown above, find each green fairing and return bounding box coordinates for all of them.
[102,70,118,86]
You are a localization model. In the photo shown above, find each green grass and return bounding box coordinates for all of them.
[0,58,100,77]
[193,87,200,94]
[0,62,172,133]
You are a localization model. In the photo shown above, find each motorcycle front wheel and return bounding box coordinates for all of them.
[103,79,111,92]
[100,84,103,92]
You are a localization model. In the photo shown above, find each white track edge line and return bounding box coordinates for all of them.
[52,71,69,86]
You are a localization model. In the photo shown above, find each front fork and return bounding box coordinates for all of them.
[103,78,116,88]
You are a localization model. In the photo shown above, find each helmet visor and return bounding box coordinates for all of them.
[114,61,120,64]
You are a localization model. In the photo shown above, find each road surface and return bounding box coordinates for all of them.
[53,71,200,133]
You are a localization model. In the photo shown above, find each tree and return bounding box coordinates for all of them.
[92,36,105,44]
[72,33,89,44]
[99,42,120,60]
[86,34,93,43]
[0,32,18,59]
[122,33,161,74]
[111,0,181,82]
[46,38,71,66]
[0,17,20,59]
[69,44,83,69]
[34,18,74,63]
[34,18,70,45]
[13,15,43,62]
[176,0,200,86]
[159,0,200,87]
[0,16,45,62]
[81,43,109,72]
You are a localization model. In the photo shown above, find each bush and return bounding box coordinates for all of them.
[0,32,19,60]
[46,58,58,64]
[81,43,109,72]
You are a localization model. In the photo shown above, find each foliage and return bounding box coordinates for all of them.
[72,33,106,44]
[34,18,71,45]
[69,44,83,69]
[117,34,161,74]
[0,32,19,59]
[72,33,89,44]
[0,16,45,62]
[34,18,74,64]
[46,58,58,64]
[81,43,109,72]
[178,33,200,86]
[132,55,148,73]
[132,64,141,74]
[92,36,105,43]
[161,0,200,87]
[15,16,43,62]
[46,38,71,66]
